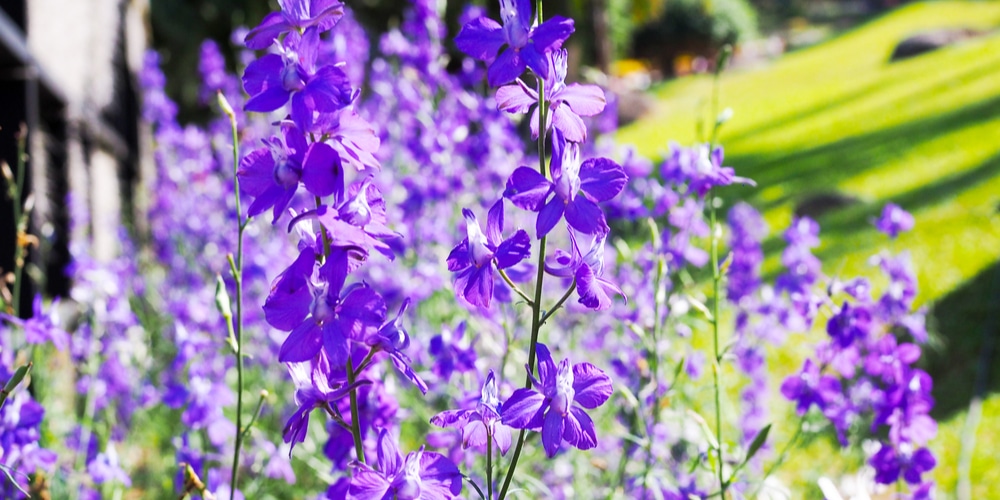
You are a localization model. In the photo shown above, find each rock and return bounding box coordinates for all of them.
[890,28,986,62]
[794,192,860,219]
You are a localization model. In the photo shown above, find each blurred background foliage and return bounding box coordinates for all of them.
[150,0,906,122]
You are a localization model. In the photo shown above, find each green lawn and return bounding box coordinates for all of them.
[617,2,1000,497]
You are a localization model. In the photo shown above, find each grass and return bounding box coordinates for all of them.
[616,2,1000,497]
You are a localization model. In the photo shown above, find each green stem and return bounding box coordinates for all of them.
[221,95,248,500]
[347,355,366,463]
[487,432,494,500]
[11,127,28,317]
[751,416,805,498]
[709,192,726,498]
[641,254,667,488]
[497,40,550,500]
[538,279,575,326]
[497,267,533,306]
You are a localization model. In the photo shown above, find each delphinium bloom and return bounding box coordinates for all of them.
[365,299,429,394]
[504,131,628,239]
[544,231,625,311]
[242,31,354,131]
[502,344,613,457]
[244,0,346,49]
[0,294,70,350]
[430,370,514,455]
[238,125,344,222]
[455,0,575,86]
[282,351,362,454]
[775,216,823,328]
[873,202,914,239]
[495,49,605,142]
[264,246,386,364]
[349,429,463,499]
[446,200,531,308]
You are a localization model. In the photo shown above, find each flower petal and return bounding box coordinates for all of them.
[549,102,587,143]
[541,410,564,458]
[501,389,546,429]
[504,167,552,212]
[579,158,628,202]
[455,17,506,60]
[495,81,537,114]
[571,362,613,409]
[568,407,598,450]
[488,48,525,87]
[376,429,402,475]
[301,142,344,198]
[536,198,565,239]
[531,16,574,53]
[279,321,322,363]
[560,83,606,116]
[494,230,531,270]
[565,197,607,235]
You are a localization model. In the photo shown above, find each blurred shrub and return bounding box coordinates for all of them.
[632,0,759,74]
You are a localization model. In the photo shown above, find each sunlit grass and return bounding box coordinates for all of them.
[617,1,1000,497]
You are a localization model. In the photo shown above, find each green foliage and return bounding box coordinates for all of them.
[619,1,1000,495]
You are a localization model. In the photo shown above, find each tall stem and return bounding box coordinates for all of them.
[221,96,247,500]
[487,433,494,500]
[497,36,550,499]
[709,193,726,498]
[641,253,666,488]
[347,355,366,463]
[11,127,28,316]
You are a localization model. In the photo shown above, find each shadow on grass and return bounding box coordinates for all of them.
[725,89,1000,214]
[923,259,1000,420]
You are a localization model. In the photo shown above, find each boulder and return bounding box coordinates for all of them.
[890,28,985,62]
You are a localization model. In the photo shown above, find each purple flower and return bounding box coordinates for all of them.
[545,231,625,311]
[245,0,346,49]
[874,203,914,239]
[687,145,754,197]
[348,429,463,499]
[504,132,627,238]
[238,126,344,223]
[501,344,613,457]
[263,247,386,364]
[446,200,531,308]
[870,444,936,485]
[282,352,361,455]
[365,299,429,394]
[827,302,872,348]
[780,359,841,415]
[495,49,605,142]
[430,370,514,455]
[455,0,574,86]
[242,32,353,131]
[0,294,70,350]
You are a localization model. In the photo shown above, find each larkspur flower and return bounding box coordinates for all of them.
[282,351,363,455]
[504,131,627,239]
[238,125,344,223]
[501,344,613,457]
[349,429,463,499]
[780,359,842,415]
[0,294,70,350]
[874,202,914,239]
[264,246,386,364]
[242,32,353,130]
[365,299,429,394]
[455,0,574,86]
[545,231,625,311]
[430,370,514,455]
[446,200,531,308]
[870,443,936,485]
[495,49,605,143]
[245,0,346,49]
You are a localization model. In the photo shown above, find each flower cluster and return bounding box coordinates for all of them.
[781,204,935,495]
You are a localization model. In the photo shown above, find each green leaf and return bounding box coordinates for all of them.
[744,423,772,465]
